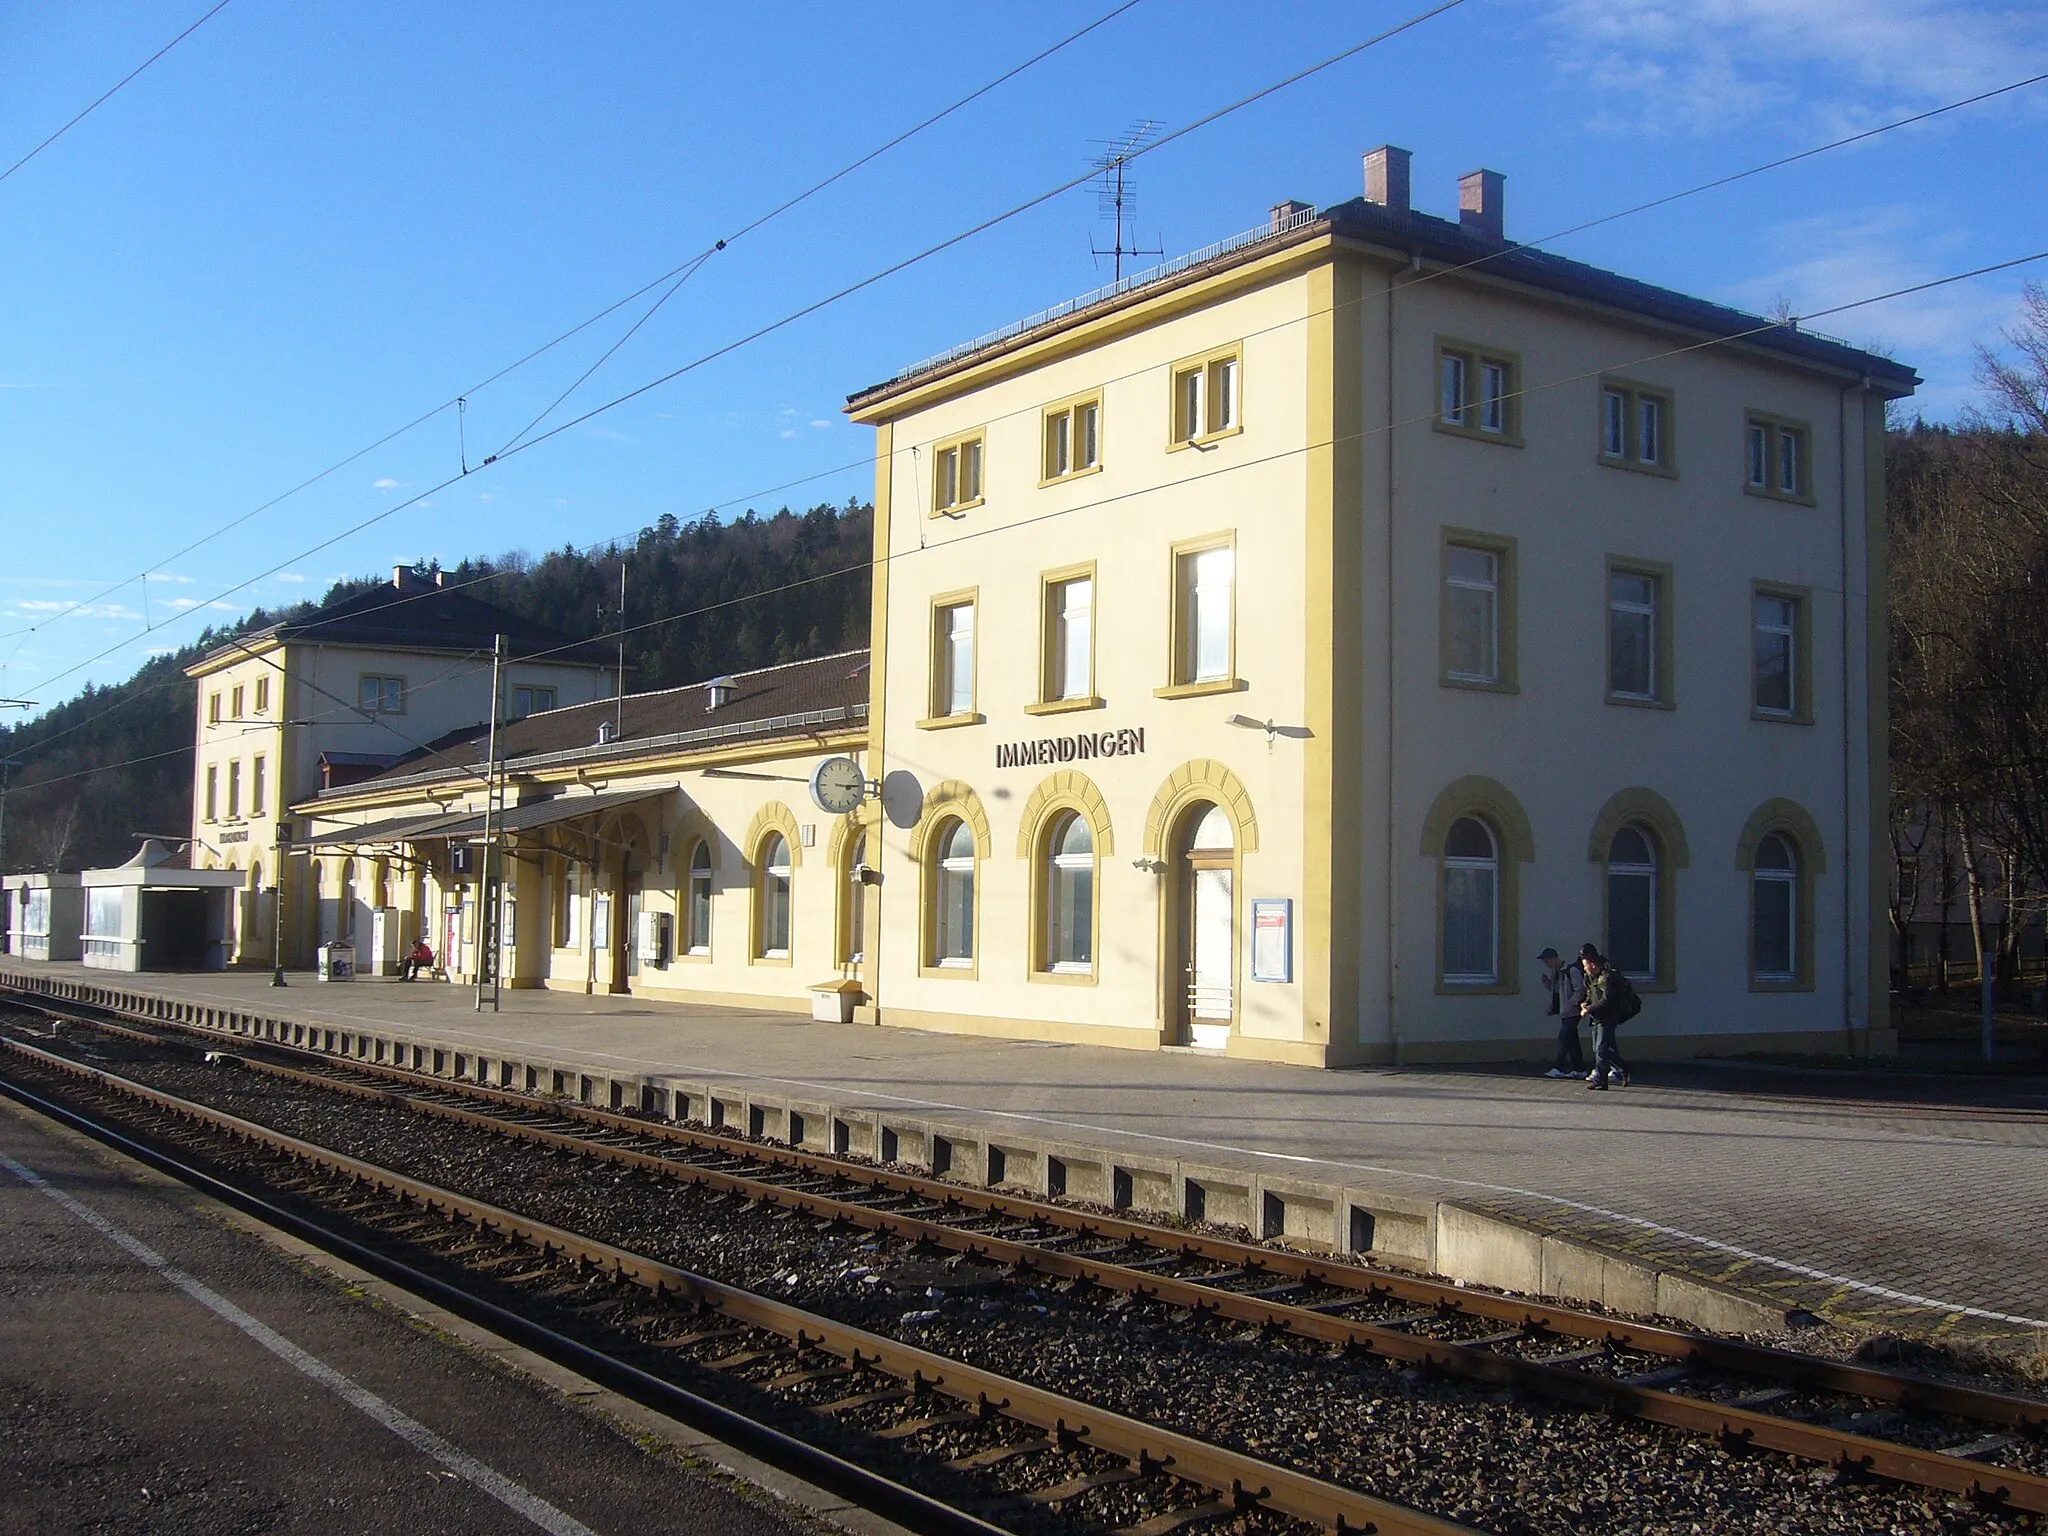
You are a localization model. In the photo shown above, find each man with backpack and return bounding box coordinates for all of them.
[1578,942,1638,1090]
[1538,947,1588,1078]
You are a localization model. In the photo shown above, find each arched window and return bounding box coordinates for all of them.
[841,829,866,965]
[1606,825,1657,980]
[932,818,975,968]
[1441,816,1498,985]
[756,833,792,959]
[339,858,356,941]
[1752,833,1797,983]
[686,841,713,955]
[1042,812,1094,972]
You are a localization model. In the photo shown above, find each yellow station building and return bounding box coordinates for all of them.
[162,148,1916,1067]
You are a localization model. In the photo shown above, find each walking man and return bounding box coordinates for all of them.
[1579,943,1637,1090]
[1538,947,1586,1078]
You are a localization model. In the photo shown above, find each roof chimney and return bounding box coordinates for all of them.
[393,564,411,591]
[1363,145,1411,215]
[1269,199,1313,232]
[1458,169,1505,242]
[706,676,737,711]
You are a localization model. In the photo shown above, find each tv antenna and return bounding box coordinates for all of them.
[1089,121,1163,284]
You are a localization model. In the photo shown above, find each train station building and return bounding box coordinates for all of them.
[63,148,1916,1066]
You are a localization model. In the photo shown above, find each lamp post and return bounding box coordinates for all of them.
[262,719,312,987]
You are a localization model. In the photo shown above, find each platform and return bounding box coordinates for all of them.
[6,959,2046,1358]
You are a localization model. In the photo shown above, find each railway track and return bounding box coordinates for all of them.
[4,993,2046,1529]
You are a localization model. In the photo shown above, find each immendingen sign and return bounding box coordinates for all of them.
[995,727,1145,770]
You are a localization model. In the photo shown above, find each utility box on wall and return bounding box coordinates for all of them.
[636,908,672,967]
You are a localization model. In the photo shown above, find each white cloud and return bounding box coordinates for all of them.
[1546,1,2048,132]
[145,646,178,657]
[778,428,797,439]
[145,571,194,584]
[809,419,832,430]
[274,572,308,584]
[478,491,495,503]
[372,477,400,491]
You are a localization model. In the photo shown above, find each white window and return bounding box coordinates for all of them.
[1444,545,1499,684]
[1747,422,1769,487]
[358,674,404,714]
[1440,353,1468,426]
[1049,576,1093,701]
[208,693,222,726]
[557,861,583,949]
[1043,812,1094,972]
[254,675,270,714]
[933,434,984,512]
[1752,834,1797,982]
[1608,570,1658,701]
[1638,395,1664,465]
[1170,348,1241,444]
[227,760,241,819]
[1441,817,1498,985]
[251,756,266,818]
[686,841,712,955]
[757,834,792,958]
[1607,825,1657,982]
[1175,545,1234,685]
[1478,361,1507,434]
[1043,397,1100,480]
[512,685,556,718]
[204,765,218,822]
[1438,343,1517,438]
[1745,413,1809,500]
[841,829,866,965]
[935,600,975,716]
[932,819,974,967]
[1600,379,1672,471]
[230,685,244,721]
[1602,388,1626,458]
[1754,593,1797,716]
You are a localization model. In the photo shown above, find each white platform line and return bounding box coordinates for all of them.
[1,1150,601,1536]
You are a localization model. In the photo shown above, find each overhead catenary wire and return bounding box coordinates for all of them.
[0,0,1152,657]
[17,49,2044,750]
[16,245,2044,806]
[3,0,1466,711]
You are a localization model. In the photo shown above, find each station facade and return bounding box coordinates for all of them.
[55,147,1914,1066]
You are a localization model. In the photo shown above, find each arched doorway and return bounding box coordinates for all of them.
[1170,802,1235,1049]
[602,811,650,994]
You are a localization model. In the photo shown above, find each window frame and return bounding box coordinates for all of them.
[1156,533,1242,699]
[1439,528,1519,693]
[511,683,557,719]
[1596,374,1678,477]
[930,429,986,516]
[1439,816,1501,988]
[207,693,222,726]
[1743,410,1816,505]
[1039,391,1103,485]
[1166,343,1243,450]
[1603,824,1660,984]
[683,839,714,959]
[204,764,218,823]
[1026,561,1102,715]
[1604,556,1676,710]
[251,755,266,819]
[227,759,242,820]
[1028,805,1101,985]
[1751,581,1813,724]
[1750,834,1800,987]
[1433,336,1524,447]
[752,831,794,964]
[919,586,983,729]
[921,815,979,980]
[254,675,270,715]
[230,685,245,721]
[357,673,407,715]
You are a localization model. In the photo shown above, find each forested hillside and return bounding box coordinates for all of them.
[0,500,872,873]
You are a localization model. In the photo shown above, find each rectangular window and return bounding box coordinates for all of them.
[1169,345,1242,445]
[932,432,984,514]
[208,693,221,726]
[1042,395,1101,482]
[1444,544,1500,684]
[511,685,556,719]
[1046,574,1094,702]
[1598,377,1674,473]
[1608,569,1660,702]
[254,675,269,714]
[230,685,244,721]
[1172,543,1235,686]
[358,674,404,714]
[1752,585,1811,722]
[227,759,241,819]
[204,765,218,822]
[1745,412,1812,502]
[1436,340,1518,441]
[935,599,975,718]
[252,756,266,817]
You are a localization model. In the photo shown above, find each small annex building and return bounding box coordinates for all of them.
[78,840,245,973]
[2,873,83,962]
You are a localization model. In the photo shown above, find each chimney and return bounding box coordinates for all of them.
[392,564,411,591]
[1458,169,1505,242]
[1363,145,1411,215]
[706,676,737,711]
[1269,199,1313,232]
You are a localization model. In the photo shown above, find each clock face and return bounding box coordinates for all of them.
[809,756,866,815]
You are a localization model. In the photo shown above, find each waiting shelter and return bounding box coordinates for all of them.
[80,840,245,973]
[2,873,83,962]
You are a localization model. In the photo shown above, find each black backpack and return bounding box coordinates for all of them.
[1605,970,1643,1024]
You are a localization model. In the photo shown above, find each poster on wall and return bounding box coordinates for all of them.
[1250,898,1292,984]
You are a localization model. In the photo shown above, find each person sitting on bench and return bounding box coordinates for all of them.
[401,938,435,981]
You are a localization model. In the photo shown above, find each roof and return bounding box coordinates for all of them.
[847,194,1918,410]
[309,648,871,801]
[194,576,618,671]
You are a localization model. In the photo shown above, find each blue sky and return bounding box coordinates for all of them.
[3,0,2044,713]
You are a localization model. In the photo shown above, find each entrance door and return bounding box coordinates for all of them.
[624,876,643,983]
[1172,803,1236,1049]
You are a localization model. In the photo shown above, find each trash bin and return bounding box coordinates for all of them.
[809,979,863,1023]
[317,942,356,982]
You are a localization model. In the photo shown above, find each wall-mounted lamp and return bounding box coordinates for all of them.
[1225,713,1313,748]
[1131,855,1167,874]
